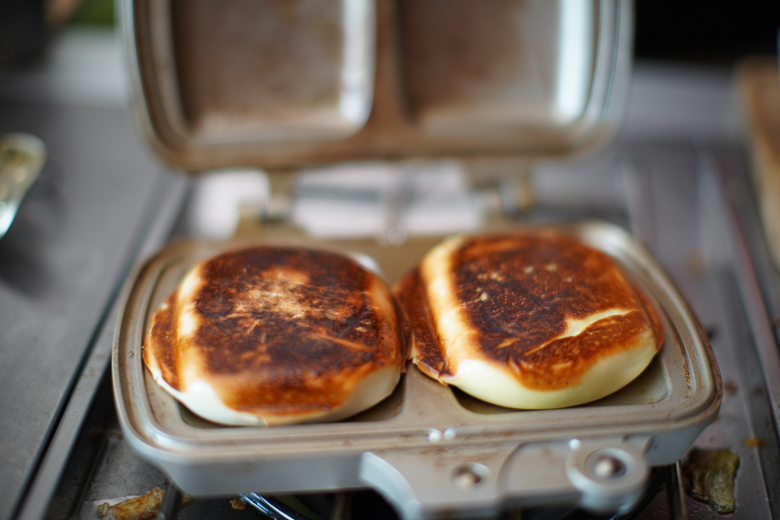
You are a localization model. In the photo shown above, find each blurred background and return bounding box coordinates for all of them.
[2,1,780,520]
[3,0,779,66]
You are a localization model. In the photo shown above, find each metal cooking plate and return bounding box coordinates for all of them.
[126,0,631,170]
[112,221,720,520]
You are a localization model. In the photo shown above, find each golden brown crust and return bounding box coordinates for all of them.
[145,294,179,389]
[143,246,407,420]
[394,267,446,378]
[396,232,663,392]
[508,310,649,390]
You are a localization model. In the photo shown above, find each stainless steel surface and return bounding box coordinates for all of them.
[705,148,780,518]
[240,493,312,520]
[398,0,620,133]
[14,176,188,520]
[619,144,779,519]
[0,30,188,520]
[663,463,688,520]
[124,0,631,170]
[705,152,780,453]
[136,0,375,145]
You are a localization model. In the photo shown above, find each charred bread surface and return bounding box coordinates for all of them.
[143,245,408,426]
[395,232,663,409]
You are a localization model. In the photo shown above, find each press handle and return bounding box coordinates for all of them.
[360,437,650,520]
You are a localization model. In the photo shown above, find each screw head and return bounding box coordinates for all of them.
[592,454,628,479]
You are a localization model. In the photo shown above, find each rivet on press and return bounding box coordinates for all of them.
[452,463,489,489]
[591,454,628,479]
[427,429,443,443]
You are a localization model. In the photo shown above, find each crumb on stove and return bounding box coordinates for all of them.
[97,487,192,520]
[743,437,767,448]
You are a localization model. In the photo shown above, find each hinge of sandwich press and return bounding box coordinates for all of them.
[467,160,534,223]
[235,168,300,238]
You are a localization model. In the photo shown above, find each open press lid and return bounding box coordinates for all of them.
[122,0,633,172]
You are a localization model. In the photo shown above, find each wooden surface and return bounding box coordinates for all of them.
[738,58,780,270]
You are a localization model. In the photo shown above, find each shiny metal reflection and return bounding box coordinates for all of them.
[0,133,46,239]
